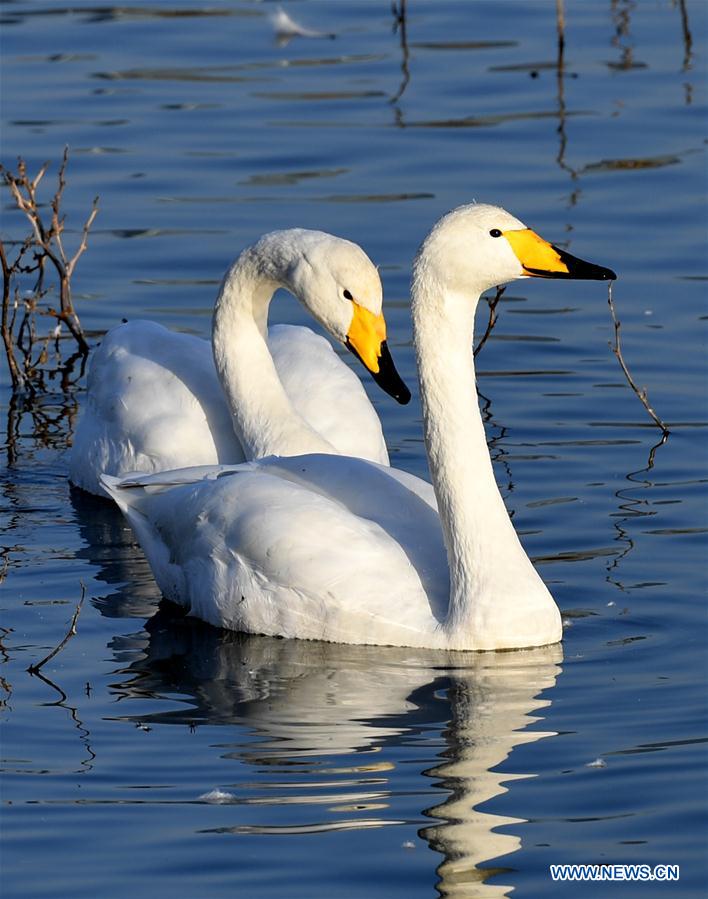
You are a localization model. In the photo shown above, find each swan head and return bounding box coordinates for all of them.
[282,230,411,404]
[414,204,616,299]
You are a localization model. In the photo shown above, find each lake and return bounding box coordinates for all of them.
[1,1,706,896]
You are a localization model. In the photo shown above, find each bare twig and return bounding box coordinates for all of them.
[1,149,97,391]
[474,285,506,357]
[0,242,26,389]
[556,0,565,57]
[27,583,85,675]
[607,282,669,434]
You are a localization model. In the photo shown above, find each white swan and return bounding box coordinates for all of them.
[102,205,615,651]
[70,229,410,496]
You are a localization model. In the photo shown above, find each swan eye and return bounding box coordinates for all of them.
[343,289,353,301]
[489,229,502,238]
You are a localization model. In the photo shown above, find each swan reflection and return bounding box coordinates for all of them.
[70,486,162,619]
[110,608,560,897]
[71,416,562,896]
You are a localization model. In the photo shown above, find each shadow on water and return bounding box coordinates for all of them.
[105,605,562,898]
[69,485,162,619]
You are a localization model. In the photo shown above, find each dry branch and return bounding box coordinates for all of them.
[607,283,669,434]
[27,583,85,675]
[474,286,506,358]
[1,149,98,393]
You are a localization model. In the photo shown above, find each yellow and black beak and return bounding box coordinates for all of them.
[345,303,411,405]
[504,229,617,281]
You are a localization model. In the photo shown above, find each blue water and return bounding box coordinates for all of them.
[1,2,706,896]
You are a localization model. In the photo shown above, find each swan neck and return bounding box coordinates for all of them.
[212,241,335,459]
[413,272,545,643]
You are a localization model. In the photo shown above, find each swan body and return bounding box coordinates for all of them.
[70,230,410,496]
[71,321,389,495]
[104,205,615,651]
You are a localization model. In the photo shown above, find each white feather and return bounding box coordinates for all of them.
[71,230,395,496]
[104,205,612,651]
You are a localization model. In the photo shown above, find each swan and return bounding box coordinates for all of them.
[102,204,615,651]
[70,229,411,496]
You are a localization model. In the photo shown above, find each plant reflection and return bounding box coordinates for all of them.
[4,388,79,468]
[390,0,411,109]
[605,431,669,593]
[478,387,516,513]
[26,665,96,773]
[677,0,693,70]
[609,0,642,72]
[554,0,581,209]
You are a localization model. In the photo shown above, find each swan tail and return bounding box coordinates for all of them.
[99,471,189,608]
[100,473,128,508]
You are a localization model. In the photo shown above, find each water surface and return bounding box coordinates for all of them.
[1,2,706,897]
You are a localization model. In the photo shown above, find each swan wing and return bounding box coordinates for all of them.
[71,322,388,495]
[269,324,388,464]
[70,321,241,495]
[103,455,448,648]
